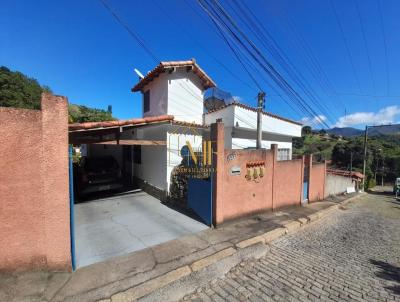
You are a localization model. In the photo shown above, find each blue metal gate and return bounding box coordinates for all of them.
[187,176,213,226]
[69,146,76,270]
[302,166,309,204]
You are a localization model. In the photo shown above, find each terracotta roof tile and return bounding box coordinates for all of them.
[327,169,365,179]
[69,115,174,131]
[132,59,216,92]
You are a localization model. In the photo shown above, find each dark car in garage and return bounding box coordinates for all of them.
[76,156,123,197]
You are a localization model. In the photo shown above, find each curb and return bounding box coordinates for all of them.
[101,193,363,302]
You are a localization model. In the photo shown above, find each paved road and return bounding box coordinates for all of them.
[182,193,400,302]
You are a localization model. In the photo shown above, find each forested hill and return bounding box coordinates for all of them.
[327,125,400,137]
[0,66,115,123]
[293,126,400,187]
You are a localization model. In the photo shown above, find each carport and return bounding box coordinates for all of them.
[69,116,209,268]
[75,191,206,267]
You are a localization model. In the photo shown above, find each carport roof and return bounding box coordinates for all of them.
[68,115,208,132]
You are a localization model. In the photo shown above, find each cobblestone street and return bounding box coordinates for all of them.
[183,193,400,302]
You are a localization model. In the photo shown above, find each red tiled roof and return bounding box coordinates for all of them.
[205,102,303,126]
[172,120,209,128]
[132,59,217,92]
[69,115,174,131]
[68,115,209,132]
[327,169,365,179]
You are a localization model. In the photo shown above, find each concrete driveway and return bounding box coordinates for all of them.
[75,191,208,268]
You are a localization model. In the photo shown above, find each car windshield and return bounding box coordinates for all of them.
[84,157,118,172]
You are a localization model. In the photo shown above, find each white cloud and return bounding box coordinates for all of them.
[299,115,327,126]
[333,106,400,128]
[232,95,242,102]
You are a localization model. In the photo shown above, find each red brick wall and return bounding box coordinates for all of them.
[0,94,71,271]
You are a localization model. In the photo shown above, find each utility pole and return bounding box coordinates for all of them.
[361,123,398,190]
[350,151,353,175]
[362,125,368,190]
[256,92,266,149]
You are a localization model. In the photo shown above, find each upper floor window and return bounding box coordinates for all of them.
[143,90,150,112]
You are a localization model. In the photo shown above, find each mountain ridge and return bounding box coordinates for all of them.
[326,124,400,137]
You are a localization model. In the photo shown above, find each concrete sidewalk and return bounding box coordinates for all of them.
[0,194,361,302]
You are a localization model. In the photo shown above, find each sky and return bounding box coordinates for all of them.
[1,0,399,129]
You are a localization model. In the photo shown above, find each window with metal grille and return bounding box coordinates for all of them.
[277,148,290,161]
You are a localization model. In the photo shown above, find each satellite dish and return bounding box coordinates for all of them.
[134,68,145,79]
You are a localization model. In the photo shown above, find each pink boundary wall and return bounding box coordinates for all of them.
[0,94,71,271]
[212,122,326,225]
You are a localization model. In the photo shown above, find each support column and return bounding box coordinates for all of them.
[211,121,225,226]
[300,155,305,204]
[306,154,313,202]
[271,144,278,210]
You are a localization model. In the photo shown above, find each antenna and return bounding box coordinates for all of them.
[134,68,145,79]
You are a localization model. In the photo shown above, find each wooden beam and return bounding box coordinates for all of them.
[93,139,166,146]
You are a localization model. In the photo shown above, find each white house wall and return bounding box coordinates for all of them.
[204,105,235,127]
[142,73,168,118]
[234,106,302,137]
[128,125,169,191]
[231,138,292,150]
[167,69,204,124]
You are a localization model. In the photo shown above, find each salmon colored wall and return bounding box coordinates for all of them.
[217,149,273,222]
[309,162,326,202]
[211,122,326,225]
[0,94,71,271]
[274,159,303,208]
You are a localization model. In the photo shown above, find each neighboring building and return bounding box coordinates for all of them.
[204,102,302,160]
[76,59,302,199]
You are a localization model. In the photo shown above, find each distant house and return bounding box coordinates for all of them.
[71,59,302,199]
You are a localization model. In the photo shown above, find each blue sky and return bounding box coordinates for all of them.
[1,0,399,129]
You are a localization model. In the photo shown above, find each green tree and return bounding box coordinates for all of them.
[302,126,312,135]
[0,66,51,109]
[68,104,115,123]
[0,66,115,123]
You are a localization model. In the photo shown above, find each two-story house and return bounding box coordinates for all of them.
[82,59,302,199]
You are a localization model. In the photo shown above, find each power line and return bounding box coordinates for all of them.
[275,4,346,110]
[98,0,160,63]
[330,0,362,94]
[151,0,257,92]
[229,0,337,125]
[354,0,376,96]
[199,0,330,128]
[197,0,306,118]
[377,0,390,95]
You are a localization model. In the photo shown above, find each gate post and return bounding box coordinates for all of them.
[211,121,225,226]
[306,154,313,202]
[271,144,278,210]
